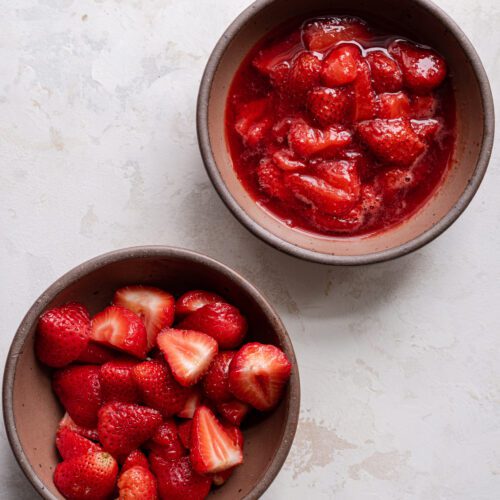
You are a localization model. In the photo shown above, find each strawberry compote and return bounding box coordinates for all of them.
[225,16,456,236]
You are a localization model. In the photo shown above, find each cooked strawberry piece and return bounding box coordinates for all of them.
[216,400,251,426]
[190,406,243,474]
[175,290,224,319]
[360,184,383,220]
[389,40,447,92]
[177,302,247,349]
[132,360,189,417]
[313,160,361,199]
[76,342,117,364]
[352,59,377,121]
[357,118,426,165]
[272,149,306,172]
[100,360,139,404]
[366,50,403,93]
[122,449,149,472]
[411,93,437,118]
[118,465,158,500]
[235,98,273,147]
[271,117,293,143]
[91,305,147,359]
[303,16,371,52]
[286,52,322,97]
[150,455,212,500]
[377,168,417,203]
[288,120,352,157]
[97,402,162,457]
[321,44,360,86]
[54,451,118,500]
[307,87,352,127]
[36,303,90,368]
[177,386,202,419]
[307,205,365,233]
[256,158,291,201]
[228,343,291,411]
[178,420,193,449]
[411,118,441,142]
[157,329,218,387]
[58,413,99,442]
[53,365,102,428]
[56,427,101,461]
[145,419,185,460]
[377,92,411,119]
[114,286,175,350]
[202,351,236,404]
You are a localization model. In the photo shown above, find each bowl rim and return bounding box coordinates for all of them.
[196,0,495,265]
[3,245,301,500]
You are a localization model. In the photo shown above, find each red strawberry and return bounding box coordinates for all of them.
[53,365,102,428]
[228,343,291,411]
[411,118,441,142]
[177,302,247,350]
[76,342,117,365]
[216,400,250,427]
[55,427,101,460]
[100,360,139,404]
[308,205,365,234]
[157,329,218,387]
[313,160,361,200]
[145,419,184,460]
[114,286,175,350]
[97,402,162,457]
[149,455,212,500]
[321,44,360,86]
[221,423,244,449]
[411,93,437,118]
[178,420,193,449]
[389,40,447,92]
[288,120,352,158]
[307,87,352,127]
[190,406,243,474]
[202,351,236,404]
[286,52,322,97]
[58,413,99,442]
[211,424,243,486]
[360,184,383,220]
[366,50,403,93]
[376,168,416,203]
[352,59,377,121]
[36,303,90,367]
[175,290,224,319]
[357,118,426,165]
[177,386,202,419]
[377,92,411,119]
[234,98,273,147]
[272,149,306,172]
[122,450,149,472]
[132,360,189,417]
[118,465,158,500]
[91,306,147,359]
[54,451,118,500]
[256,158,291,201]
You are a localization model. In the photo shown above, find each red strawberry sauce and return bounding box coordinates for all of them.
[225,16,456,236]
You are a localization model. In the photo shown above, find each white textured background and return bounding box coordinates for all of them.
[1,1,499,498]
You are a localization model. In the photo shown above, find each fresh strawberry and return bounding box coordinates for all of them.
[210,424,243,487]
[352,59,377,121]
[234,98,273,147]
[357,118,426,165]
[177,386,202,419]
[97,402,162,457]
[228,343,291,411]
[321,44,360,86]
[271,149,306,172]
[53,365,102,428]
[114,286,175,350]
[286,52,322,97]
[149,455,212,500]
[35,303,90,367]
[389,40,447,92]
[117,465,158,500]
[216,400,251,427]
[145,419,184,460]
[190,406,243,474]
[58,413,99,442]
[177,302,247,350]
[377,92,411,119]
[55,427,101,460]
[366,50,403,93]
[288,120,352,158]
[178,420,193,449]
[221,423,244,449]
[202,351,236,404]
[132,360,189,417]
[54,451,118,500]
[76,342,117,364]
[91,305,147,359]
[100,360,139,404]
[411,118,441,142]
[122,449,149,472]
[157,329,218,387]
[175,290,224,319]
[411,93,437,118]
[308,205,365,233]
[256,158,291,201]
[307,87,352,127]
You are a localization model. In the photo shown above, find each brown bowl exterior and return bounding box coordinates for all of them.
[197,0,495,265]
[3,246,300,500]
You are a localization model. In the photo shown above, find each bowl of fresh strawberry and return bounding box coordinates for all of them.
[3,246,300,500]
[197,0,494,264]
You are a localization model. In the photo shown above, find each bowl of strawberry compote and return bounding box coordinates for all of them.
[198,0,494,264]
[3,247,299,500]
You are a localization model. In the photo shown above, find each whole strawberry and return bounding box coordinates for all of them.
[145,418,184,460]
[117,465,158,500]
[202,351,236,404]
[100,360,139,404]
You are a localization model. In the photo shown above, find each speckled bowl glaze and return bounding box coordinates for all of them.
[197,0,494,265]
[3,246,300,500]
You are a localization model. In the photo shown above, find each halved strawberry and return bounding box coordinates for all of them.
[234,98,273,147]
[366,50,403,93]
[55,427,101,460]
[321,44,360,87]
[216,400,251,427]
[145,419,185,460]
[175,290,224,319]
[99,360,139,404]
[114,286,175,350]
[256,158,291,201]
[307,87,352,127]
[202,351,236,404]
[286,51,322,97]
[377,92,411,119]
[411,118,441,142]
[190,406,243,475]
[117,465,158,500]
[54,451,118,500]
[177,386,203,419]
[157,329,218,387]
[122,449,149,472]
[36,303,90,368]
[132,360,190,417]
[178,420,193,449]
[76,342,117,365]
[228,343,292,411]
[352,59,377,121]
[91,306,147,359]
[211,424,243,486]
[58,413,99,442]
[177,302,247,350]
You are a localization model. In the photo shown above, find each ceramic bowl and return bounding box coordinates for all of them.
[197,0,494,265]
[3,246,300,499]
